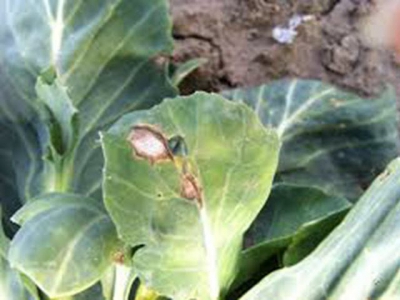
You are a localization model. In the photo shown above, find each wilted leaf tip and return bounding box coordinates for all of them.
[127,125,173,164]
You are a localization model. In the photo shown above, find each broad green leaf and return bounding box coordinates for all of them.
[223,80,399,200]
[102,93,280,300]
[240,157,400,300]
[0,0,176,221]
[9,193,120,298]
[224,80,398,293]
[245,185,351,246]
[233,185,350,291]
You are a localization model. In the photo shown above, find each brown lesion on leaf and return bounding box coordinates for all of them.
[127,124,173,164]
[127,124,204,206]
[112,250,125,264]
[180,172,203,207]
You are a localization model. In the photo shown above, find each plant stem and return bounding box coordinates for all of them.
[113,264,132,300]
[45,155,74,193]
[199,206,220,300]
[55,158,73,192]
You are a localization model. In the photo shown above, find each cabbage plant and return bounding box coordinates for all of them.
[1,0,400,300]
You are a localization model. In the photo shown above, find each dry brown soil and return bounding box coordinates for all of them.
[170,0,400,99]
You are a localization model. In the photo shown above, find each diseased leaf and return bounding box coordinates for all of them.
[223,80,399,200]
[9,193,120,298]
[240,158,400,300]
[102,93,280,300]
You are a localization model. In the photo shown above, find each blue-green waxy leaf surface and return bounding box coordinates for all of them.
[9,193,119,298]
[102,93,280,300]
[223,80,398,295]
[232,185,351,291]
[0,0,176,221]
[1,0,176,296]
[240,158,400,300]
[245,185,351,247]
[223,80,399,200]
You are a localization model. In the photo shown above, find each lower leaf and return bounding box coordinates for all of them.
[8,193,120,298]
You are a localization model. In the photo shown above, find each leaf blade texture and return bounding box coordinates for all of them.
[102,92,280,300]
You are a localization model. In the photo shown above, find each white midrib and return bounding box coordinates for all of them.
[113,264,132,300]
[199,207,220,300]
[43,0,65,69]
[278,79,297,137]
[277,87,334,136]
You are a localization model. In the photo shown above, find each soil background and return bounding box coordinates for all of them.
[170,0,400,100]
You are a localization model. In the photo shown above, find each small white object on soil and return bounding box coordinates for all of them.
[272,14,315,44]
